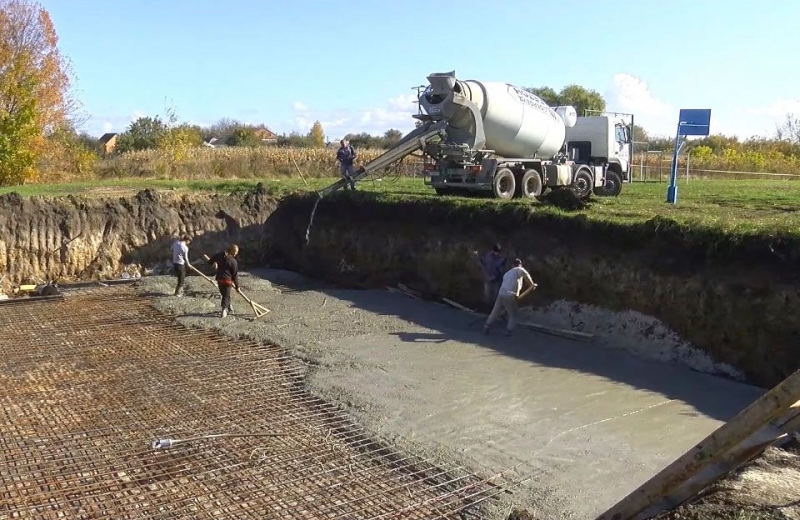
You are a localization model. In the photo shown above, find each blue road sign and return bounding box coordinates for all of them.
[667,109,711,204]
[677,109,712,137]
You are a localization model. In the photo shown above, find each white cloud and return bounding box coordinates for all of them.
[604,72,798,139]
[279,92,419,140]
[605,73,674,136]
[746,98,800,118]
[102,122,113,133]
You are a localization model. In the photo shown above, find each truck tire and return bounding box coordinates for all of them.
[434,187,452,196]
[571,167,593,200]
[493,168,516,200]
[593,170,623,197]
[520,169,543,199]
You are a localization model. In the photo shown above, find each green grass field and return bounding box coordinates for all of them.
[2,176,799,237]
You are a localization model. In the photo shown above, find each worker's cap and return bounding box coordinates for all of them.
[492,243,501,252]
[512,258,522,266]
[181,235,192,242]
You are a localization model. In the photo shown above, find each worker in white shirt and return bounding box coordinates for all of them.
[171,235,192,296]
[482,258,537,336]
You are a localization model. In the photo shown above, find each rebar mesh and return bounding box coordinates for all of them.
[0,285,508,519]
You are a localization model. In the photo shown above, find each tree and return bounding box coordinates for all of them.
[525,86,559,107]
[38,123,98,182]
[383,129,403,147]
[558,84,605,116]
[308,120,325,147]
[116,116,167,153]
[776,113,800,144]
[522,84,606,116]
[0,0,76,184]
[632,124,649,143]
[225,126,261,147]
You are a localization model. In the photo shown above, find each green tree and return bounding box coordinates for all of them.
[0,0,75,184]
[383,129,403,147]
[116,116,168,153]
[632,124,649,143]
[308,120,325,147]
[525,86,560,107]
[558,84,605,115]
[522,84,606,116]
[0,88,38,184]
[225,126,261,147]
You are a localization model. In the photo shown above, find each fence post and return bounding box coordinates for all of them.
[686,154,690,183]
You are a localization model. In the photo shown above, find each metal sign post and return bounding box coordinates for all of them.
[667,109,711,204]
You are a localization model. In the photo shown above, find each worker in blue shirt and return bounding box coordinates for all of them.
[336,139,357,190]
[475,243,507,307]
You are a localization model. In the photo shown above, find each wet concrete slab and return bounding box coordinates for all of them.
[143,269,764,519]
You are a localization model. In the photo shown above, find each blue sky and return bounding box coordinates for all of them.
[42,0,800,140]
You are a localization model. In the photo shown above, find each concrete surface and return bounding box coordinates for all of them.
[139,269,764,519]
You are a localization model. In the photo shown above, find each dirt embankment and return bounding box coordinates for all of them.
[1,186,798,387]
[0,186,275,285]
[264,194,800,388]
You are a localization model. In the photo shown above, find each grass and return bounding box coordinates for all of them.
[2,176,799,238]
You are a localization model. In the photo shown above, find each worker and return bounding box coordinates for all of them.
[171,235,192,296]
[474,243,507,308]
[482,258,537,336]
[336,139,357,190]
[205,244,241,318]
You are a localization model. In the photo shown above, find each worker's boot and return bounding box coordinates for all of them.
[221,308,228,318]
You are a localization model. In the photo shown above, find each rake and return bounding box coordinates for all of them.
[186,262,271,320]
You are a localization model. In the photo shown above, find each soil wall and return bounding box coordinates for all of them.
[0,187,275,284]
[1,186,798,387]
[264,194,800,388]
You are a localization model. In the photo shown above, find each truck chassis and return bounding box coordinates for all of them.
[424,156,622,200]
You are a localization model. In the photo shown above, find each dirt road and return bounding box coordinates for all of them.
[142,269,763,519]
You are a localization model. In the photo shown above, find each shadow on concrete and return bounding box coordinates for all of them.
[244,266,763,423]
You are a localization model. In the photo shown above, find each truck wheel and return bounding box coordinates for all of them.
[434,187,451,196]
[571,168,593,200]
[520,169,543,199]
[593,170,623,197]
[493,168,516,199]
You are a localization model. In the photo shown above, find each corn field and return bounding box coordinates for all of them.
[42,143,800,184]
[94,146,423,180]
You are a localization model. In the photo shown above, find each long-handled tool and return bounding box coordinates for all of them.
[186,262,271,319]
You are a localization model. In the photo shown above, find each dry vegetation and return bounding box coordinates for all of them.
[28,143,799,186]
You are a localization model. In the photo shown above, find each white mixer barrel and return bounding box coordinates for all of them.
[420,73,575,159]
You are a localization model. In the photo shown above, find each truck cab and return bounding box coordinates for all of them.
[565,115,632,194]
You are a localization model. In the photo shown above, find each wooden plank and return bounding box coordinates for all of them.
[0,294,64,305]
[596,369,800,520]
[517,321,594,342]
[634,421,788,519]
[441,298,480,315]
[440,297,595,341]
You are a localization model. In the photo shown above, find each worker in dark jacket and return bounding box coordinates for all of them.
[336,139,357,190]
[205,244,240,318]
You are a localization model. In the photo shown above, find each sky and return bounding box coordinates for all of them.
[41,0,800,141]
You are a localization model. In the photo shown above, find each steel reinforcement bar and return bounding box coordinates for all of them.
[0,285,511,519]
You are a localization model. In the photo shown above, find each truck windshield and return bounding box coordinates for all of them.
[615,124,629,144]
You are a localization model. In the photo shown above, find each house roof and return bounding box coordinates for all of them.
[99,133,118,143]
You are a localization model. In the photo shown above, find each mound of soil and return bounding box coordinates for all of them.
[538,188,588,211]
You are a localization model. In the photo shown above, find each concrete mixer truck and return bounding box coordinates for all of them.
[318,71,633,201]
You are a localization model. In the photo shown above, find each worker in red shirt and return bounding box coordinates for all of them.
[204,244,241,318]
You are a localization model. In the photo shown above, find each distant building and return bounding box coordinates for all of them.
[99,133,118,156]
[253,125,278,143]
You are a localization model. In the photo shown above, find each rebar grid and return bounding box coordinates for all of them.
[0,286,507,519]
